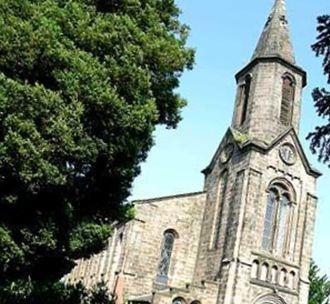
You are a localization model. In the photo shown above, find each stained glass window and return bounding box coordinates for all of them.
[276,195,290,254]
[261,181,294,257]
[158,231,175,277]
[262,190,277,250]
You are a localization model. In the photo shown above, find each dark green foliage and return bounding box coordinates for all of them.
[69,223,113,258]
[307,15,330,165]
[309,261,330,304]
[0,281,114,304]
[0,0,194,298]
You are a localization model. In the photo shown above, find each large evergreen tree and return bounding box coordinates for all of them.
[0,0,194,298]
[307,15,330,164]
[309,261,330,304]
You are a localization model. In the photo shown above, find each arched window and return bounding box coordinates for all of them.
[251,260,259,279]
[260,263,269,281]
[240,74,252,125]
[262,190,277,251]
[275,194,290,254]
[157,230,176,278]
[279,268,287,287]
[172,297,186,304]
[271,266,278,284]
[280,74,295,126]
[262,180,295,256]
[288,271,296,289]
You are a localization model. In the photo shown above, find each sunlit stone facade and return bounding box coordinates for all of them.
[67,1,321,303]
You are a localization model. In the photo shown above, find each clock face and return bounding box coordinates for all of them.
[279,144,296,165]
[220,143,234,164]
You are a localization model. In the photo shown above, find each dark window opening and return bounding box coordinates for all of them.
[280,75,295,126]
[240,75,252,125]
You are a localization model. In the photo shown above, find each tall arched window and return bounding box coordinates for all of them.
[261,181,295,256]
[240,74,252,125]
[280,74,295,126]
[262,190,277,251]
[251,260,259,279]
[260,263,269,281]
[157,230,177,279]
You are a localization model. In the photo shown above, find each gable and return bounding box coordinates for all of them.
[264,128,321,178]
[202,127,248,175]
[240,128,321,178]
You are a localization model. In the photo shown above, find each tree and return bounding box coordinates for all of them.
[307,15,330,164]
[0,0,194,299]
[309,260,330,304]
[0,281,114,304]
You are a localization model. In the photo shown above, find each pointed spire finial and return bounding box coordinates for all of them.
[252,0,295,64]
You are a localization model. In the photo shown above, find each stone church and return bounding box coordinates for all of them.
[67,1,322,303]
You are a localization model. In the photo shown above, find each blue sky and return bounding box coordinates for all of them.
[131,0,330,275]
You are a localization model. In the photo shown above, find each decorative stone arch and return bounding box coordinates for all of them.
[164,228,179,239]
[266,177,296,203]
[262,177,297,256]
[254,293,287,304]
[282,72,296,85]
[172,297,187,304]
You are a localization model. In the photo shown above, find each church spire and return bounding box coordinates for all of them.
[252,0,295,64]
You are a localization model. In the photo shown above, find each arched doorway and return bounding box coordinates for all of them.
[254,294,287,304]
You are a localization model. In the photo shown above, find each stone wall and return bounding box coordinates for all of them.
[66,192,208,301]
[218,132,317,304]
[123,192,207,299]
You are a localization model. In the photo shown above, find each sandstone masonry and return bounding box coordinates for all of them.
[66,1,322,304]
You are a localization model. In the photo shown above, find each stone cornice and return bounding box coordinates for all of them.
[132,191,206,205]
[235,57,307,87]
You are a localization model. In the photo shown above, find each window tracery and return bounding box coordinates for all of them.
[262,180,295,257]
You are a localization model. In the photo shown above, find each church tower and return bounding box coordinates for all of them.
[194,0,321,303]
[232,0,306,143]
[66,2,321,304]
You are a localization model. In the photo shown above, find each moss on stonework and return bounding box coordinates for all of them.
[231,128,250,144]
